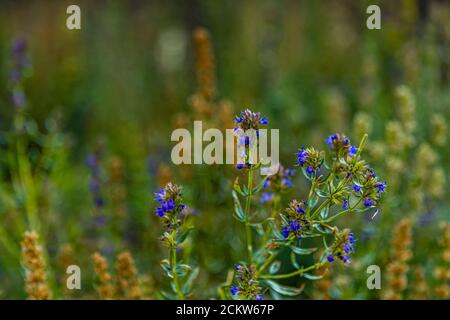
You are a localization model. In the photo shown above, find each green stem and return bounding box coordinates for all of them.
[171,247,184,300]
[324,198,363,223]
[259,262,322,280]
[244,169,254,265]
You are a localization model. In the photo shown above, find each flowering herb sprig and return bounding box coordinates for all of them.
[154,182,197,300]
[296,147,324,176]
[326,229,355,264]
[227,117,387,299]
[9,38,31,110]
[232,109,269,268]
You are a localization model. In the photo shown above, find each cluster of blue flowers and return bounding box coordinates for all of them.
[327,230,355,264]
[296,147,324,175]
[154,183,186,218]
[230,264,263,300]
[260,192,274,203]
[86,153,105,209]
[234,109,268,130]
[325,133,358,157]
[281,200,310,239]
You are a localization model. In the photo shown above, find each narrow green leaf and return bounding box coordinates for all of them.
[176,263,192,277]
[232,190,246,221]
[302,273,323,280]
[264,280,304,296]
[309,196,318,208]
[290,246,317,255]
[160,290,177,300]
[252,177,268,194]
[233,181,244,196]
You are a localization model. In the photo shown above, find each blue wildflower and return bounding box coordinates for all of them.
[296,147,307,166]
[290,220,301,232]
[342,199,349,210]
[327,254,334,263]
[155,188,166,202]
[375,181,387,193]
[230,285,239,296]
[349,145,358,156]
[281,178,293,188]
[353,184,361,192]
[231,264,262,300]
[155,207,165,217]
[325,134,338,147]
[342,255,351,264]
[329,230,356,264]
[306,165,315,175]
[256,295,263,300]
[296,204,305,214]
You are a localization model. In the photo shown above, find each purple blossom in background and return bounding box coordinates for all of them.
[85,153,105,209]
[9,38,31,109]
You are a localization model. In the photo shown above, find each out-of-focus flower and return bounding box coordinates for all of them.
[430,113,447,146]
[261,164,295,196]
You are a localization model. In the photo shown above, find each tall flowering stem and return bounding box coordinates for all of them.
[154,182,197,300]
[232,109,269,266]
